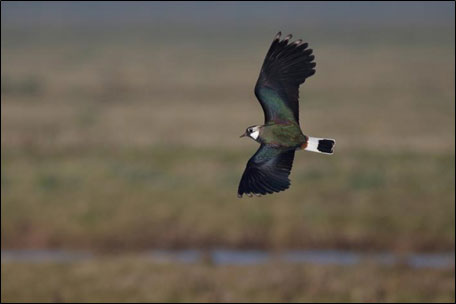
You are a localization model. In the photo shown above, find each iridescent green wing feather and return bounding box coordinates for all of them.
[255,32,316,124]
[238,144,295,197]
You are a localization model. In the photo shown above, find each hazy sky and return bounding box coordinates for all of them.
[2,1,454,28]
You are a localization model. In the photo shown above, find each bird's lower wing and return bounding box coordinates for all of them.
[238,144,295,197]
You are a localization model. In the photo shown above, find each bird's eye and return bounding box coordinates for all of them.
[247,128,251,133]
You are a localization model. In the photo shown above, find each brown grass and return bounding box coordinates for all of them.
[2,257,454,303]
[1,25,454,252]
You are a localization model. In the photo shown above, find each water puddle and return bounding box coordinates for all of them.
[2,249,454,269]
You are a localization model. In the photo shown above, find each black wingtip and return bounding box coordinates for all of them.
[275,31,282,40]
[237,148,295,198]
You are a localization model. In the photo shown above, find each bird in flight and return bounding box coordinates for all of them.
[238,32,335,198]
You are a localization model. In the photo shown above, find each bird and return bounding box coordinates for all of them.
[238,32,335,198]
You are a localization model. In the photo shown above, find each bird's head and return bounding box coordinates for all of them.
[240,125,261,141]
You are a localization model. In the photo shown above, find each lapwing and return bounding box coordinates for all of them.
[238,32,335,198]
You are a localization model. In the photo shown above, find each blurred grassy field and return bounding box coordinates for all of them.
[2,24,454,253]
[2,257,455,302]
[1,14,455,302]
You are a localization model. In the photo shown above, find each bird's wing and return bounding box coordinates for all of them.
[238,144,295,197]
[255,32,316,124]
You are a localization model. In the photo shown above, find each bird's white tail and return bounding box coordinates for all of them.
[303,137,335,154]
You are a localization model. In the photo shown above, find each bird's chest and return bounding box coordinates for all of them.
[260,124,304,147]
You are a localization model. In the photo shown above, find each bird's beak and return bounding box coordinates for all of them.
[240,132,247,138]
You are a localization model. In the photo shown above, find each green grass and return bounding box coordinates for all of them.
[2,257,454,302]
[1,147,454,251]
[1,17,455,303]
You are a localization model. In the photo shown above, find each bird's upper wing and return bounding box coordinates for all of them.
[238,144,295,197]
[255,32,316,124]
